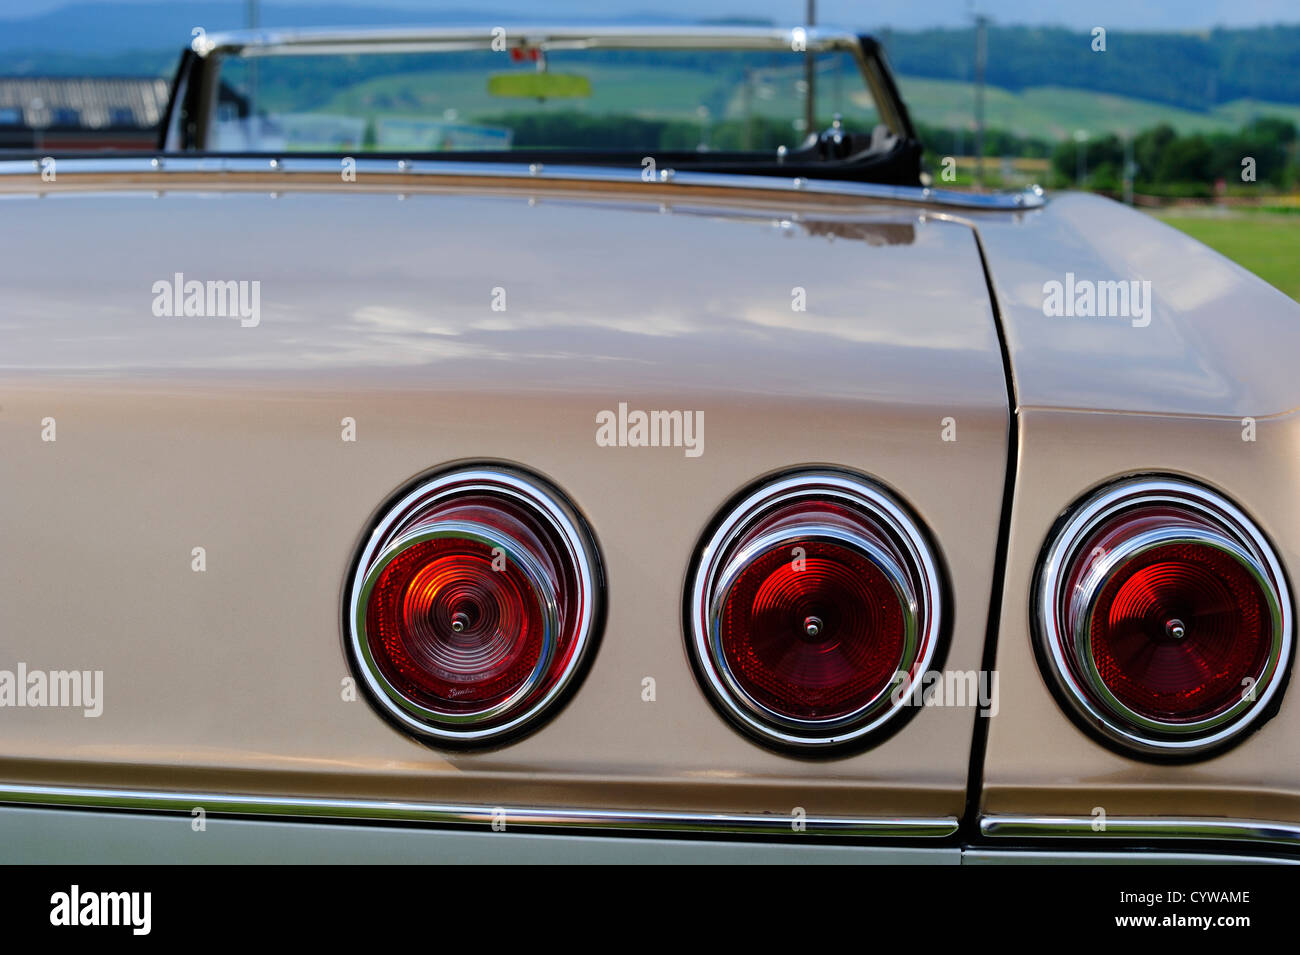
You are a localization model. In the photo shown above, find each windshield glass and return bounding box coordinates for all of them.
[212,48,882,154]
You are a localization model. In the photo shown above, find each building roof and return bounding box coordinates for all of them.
[0,76,170,130]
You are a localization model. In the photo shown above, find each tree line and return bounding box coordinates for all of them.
[1046,118,1298,195]
[917,118,1297,194]
[884,25,1300,113]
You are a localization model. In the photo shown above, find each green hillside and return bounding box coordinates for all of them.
[310,66,727,122]
[294,64,1300,147]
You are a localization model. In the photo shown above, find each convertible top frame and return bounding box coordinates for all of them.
[160,24,923,184]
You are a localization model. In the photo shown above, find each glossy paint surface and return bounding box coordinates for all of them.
[5,169,1298,840]
[976,193,1300,417]
[0,174,1009,821]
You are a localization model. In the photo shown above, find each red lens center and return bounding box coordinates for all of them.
[366,537,544,712]
[1089,541,1271,722]
[719,539,906,721]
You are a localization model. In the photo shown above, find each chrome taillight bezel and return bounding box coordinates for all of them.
[687,469,944,751]
[1035,477,1293,757]
[345,465,602,746]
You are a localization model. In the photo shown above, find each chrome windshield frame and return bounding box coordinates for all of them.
[169,24,916,154]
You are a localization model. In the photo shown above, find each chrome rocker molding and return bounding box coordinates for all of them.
[1035,476,1294,757]
[981,814,1300,851]
[0,783,958,838]
[688,470,944,750]
[0,157,1047,211]
[345,466,601,745]
[964,848,1299,865]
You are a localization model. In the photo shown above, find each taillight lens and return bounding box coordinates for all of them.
[365,535,548,713]
[718,537,908,721]
[689,471,943,750]
[1038,478,1292,756]
[348,468,601,745]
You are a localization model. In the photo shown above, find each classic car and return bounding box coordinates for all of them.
[1,24,1297,869]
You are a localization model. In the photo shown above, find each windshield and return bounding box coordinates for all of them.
[211,47,884,156]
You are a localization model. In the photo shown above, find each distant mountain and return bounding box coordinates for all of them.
[0,3,697,56]
[0,3,703,77]
[3,0,1299,32]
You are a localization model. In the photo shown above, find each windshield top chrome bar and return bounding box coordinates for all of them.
[192,25,867,59]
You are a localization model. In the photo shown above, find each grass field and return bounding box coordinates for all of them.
[1154,210,1300,301]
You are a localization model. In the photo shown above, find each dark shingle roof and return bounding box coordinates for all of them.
[0,77,170,130]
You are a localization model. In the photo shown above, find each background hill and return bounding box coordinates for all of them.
[3,4,1300,143]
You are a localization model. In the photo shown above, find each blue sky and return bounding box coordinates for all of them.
[3,0,1299,30]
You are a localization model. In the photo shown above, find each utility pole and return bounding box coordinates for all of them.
[742,67,754,151]
[1122,130,1135,205]
[247,0,260,136]
[804,0,816,137]
[973,14,988,187]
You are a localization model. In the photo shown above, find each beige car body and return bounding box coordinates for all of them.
[0,158,1296,858]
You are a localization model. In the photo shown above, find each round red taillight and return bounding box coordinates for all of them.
[718,537,908,721]
[365,536,549,712]
[689,471,942,750]
[1038,479,1292,756]
[348,468,601,745]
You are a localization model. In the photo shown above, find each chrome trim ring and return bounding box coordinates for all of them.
[355,520,561,728]
[688,470,943,750]
[346,466,601,745]
[1036,477,1293,757]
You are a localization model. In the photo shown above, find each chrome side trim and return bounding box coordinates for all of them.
[0,157,1048,211]
[980,814,1300,849]
[964,848,1298,865]
[0,783,958,838]
[0,806,961,864]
